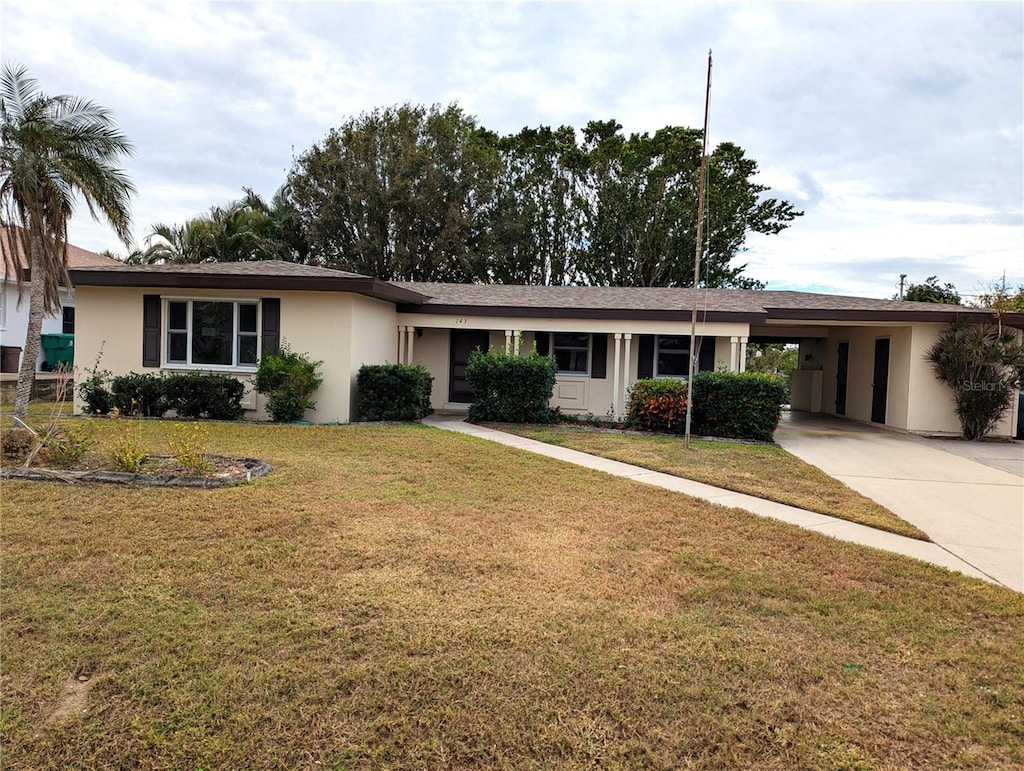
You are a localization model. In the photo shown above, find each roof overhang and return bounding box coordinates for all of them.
[397,302,766,324]
[69,268,426,305]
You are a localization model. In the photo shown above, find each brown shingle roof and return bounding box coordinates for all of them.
[69,260,428,305]
[393,282,1006,325]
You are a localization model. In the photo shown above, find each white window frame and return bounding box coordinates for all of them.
[550,332,591,377]
[163,297,260,371]
[655,335,691,379]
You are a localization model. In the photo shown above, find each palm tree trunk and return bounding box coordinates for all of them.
[13,259,46,421]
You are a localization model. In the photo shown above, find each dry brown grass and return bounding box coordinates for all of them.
[2,420,1021,769]
[503,425,927,540]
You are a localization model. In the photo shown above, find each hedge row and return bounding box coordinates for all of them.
[80,372,246,420]
[627,372,787,442]
[357,364,433,421]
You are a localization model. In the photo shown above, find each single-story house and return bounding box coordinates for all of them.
[1,232,120,372]
[68,261,1024,437]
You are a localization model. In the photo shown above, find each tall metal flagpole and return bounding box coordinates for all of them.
[684,50,712,450]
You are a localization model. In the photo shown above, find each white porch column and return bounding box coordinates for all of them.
[513,331,521,356]
[612,333,623,419]
[406,326,416,364]
[398,326,407,364]
[729,336,739,372]
[622,334,633,398]
[504,330,514,354]
[739,336,748,373]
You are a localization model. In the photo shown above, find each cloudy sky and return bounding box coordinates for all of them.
[2,1,1021,299]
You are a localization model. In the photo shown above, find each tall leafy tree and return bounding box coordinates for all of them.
[488,125,585,285]
[971,274,1024,314]
[286,103,502,282]
[0,63,134,420]
[571,121,801,288]
[901,276,961,304]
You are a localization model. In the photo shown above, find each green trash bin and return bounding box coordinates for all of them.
[40,333,74,371]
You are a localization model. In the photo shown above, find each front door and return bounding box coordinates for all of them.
[871,338,890,424]
[835,342,849,416]
[449,330,490,403]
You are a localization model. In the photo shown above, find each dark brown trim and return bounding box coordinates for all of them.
[69,269,426,305]
[764,307,997,324]
[397,303,766,324]
[260,298,281,358]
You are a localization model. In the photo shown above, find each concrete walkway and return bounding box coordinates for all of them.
[775,413,1023,592]
[423,415,1008,588]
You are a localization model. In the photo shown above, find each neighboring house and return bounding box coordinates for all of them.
[0,233,120,372]
[68,261,1024,437]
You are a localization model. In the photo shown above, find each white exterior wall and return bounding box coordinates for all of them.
[0,281,74,371]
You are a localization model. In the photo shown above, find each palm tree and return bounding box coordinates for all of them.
[0,63,135,421]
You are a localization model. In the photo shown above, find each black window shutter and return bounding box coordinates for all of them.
[637,334,654,379]
[142,294,160,367]
[535,332,549,357]
[591,334,607,379]
[261,298,281,358]
[698,336,716,372]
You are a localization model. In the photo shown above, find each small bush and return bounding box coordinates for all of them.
[466,349,557,423]
[691,371,788,442]
[253,344,323,422]
[357,364,433,421]
[626,379,689,433]
[167,422,212,475]
[111,373,169,417]
[77,349,113,415]
[43,421,95,468]
[2,428,36,464]
[163,373,245,420]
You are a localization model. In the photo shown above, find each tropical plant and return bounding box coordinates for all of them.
[924,318,1024,440]
[0,62,134,421]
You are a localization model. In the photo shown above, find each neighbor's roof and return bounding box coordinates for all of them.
[394,282,1013,326]
[69,260,428,305]
[1,229,120,275]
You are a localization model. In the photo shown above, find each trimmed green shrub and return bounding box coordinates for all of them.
[253,344,323,422]
[466,348,557,423]
[626,378,689,433]
[357,363,433,421]
[163,373,246,420]
[111,373,170,417]
[691,371,788,442]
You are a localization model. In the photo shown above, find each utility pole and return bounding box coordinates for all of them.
[684,50,712,450]
[899,274,907,299]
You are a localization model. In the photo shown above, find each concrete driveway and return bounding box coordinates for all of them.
[775,412,1024,592]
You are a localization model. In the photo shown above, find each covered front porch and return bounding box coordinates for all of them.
[393,314,755,418]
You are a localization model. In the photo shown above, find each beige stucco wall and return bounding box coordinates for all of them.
[73,286,398,423]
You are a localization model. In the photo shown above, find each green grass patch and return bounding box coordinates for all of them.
[502,425,928,540]
[2,419,1020,768]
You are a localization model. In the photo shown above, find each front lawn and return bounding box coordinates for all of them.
[2,420,1021,769]
[501,425,927,539]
